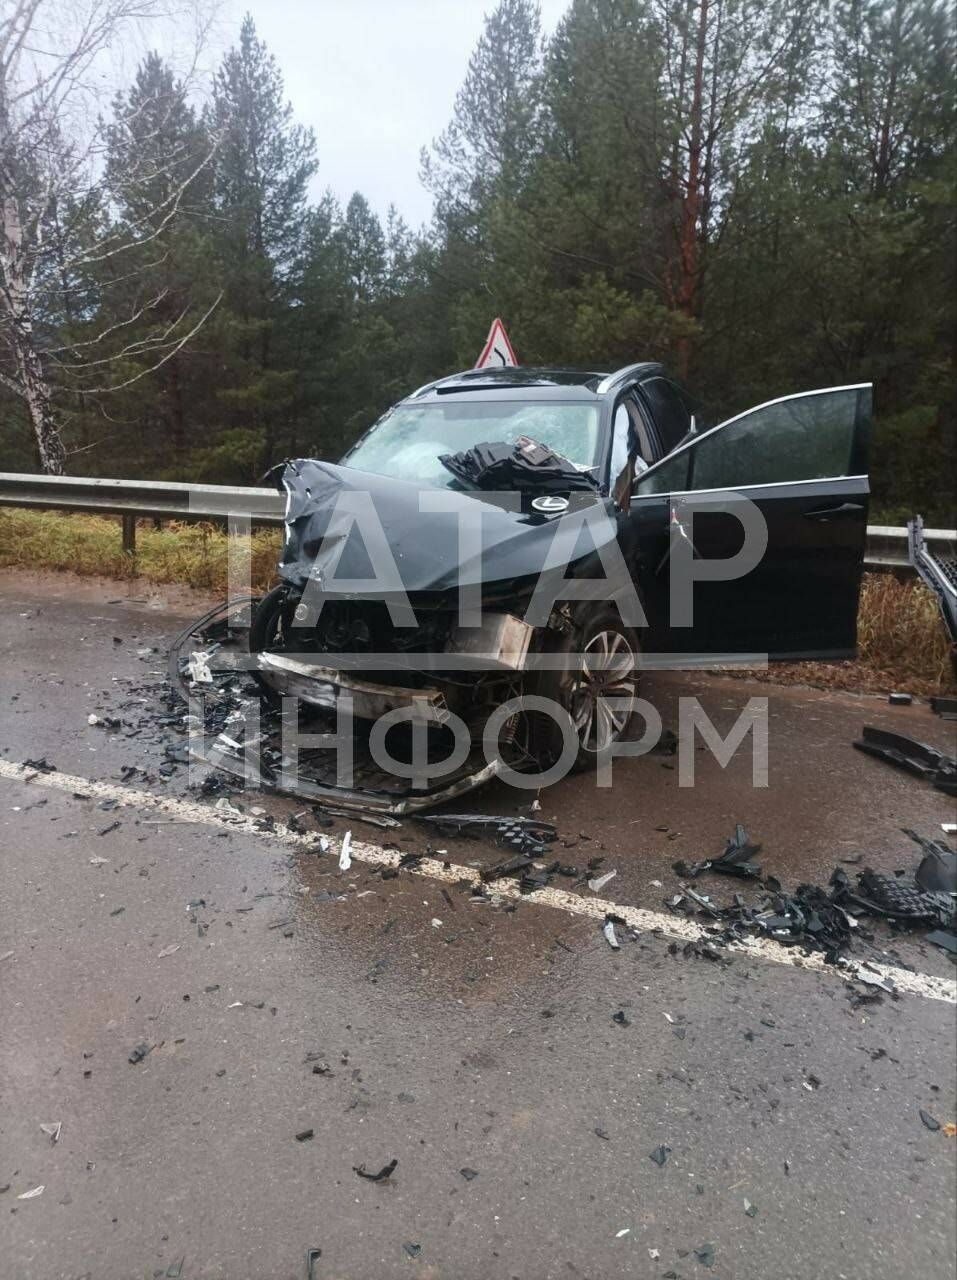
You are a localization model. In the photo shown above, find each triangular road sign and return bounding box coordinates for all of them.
[475,317,518,368]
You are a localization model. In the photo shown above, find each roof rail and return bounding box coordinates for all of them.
[409,368,479,398]
[595,361,661,395]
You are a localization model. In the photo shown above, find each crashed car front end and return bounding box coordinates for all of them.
[174,430,630,815]
[245,453,613,809]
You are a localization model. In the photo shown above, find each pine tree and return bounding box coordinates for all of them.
[96,52,219,472]
[204,13,318,476]
[421,0,543,215]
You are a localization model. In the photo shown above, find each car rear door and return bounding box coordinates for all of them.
[625,385,872,660]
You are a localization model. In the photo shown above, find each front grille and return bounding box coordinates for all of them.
[296,598,453,656]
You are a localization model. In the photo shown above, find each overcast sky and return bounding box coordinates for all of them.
[225,0,570,229]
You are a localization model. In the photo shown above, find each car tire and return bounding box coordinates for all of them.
[248,583,291,695]
[527,608,641,773]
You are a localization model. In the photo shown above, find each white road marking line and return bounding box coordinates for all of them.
[2,758,954,1004]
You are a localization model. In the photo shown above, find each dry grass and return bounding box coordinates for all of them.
[0,508,281,594]
[1,507,953,696]
[753,571,956,697]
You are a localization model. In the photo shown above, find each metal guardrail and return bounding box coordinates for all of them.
[0,471,953,566]
[0,472,284,551]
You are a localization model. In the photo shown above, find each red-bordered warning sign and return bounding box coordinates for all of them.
[475,317,518,368]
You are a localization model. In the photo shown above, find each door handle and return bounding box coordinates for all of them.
[804,502,864,521]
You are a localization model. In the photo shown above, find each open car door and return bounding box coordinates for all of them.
[626,385,872,660]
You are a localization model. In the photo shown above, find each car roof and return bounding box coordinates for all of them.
[407,364,663,404]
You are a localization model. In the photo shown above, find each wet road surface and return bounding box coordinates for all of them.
[1,572,955,1280]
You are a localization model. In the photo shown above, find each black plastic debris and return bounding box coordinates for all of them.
[888,692,912,705]
[353,1158,397,1182]
[919,1109,940,1131]
[612,1010,631,1027]
[906,829,957,894]
[852,869,953,925]
[128,1042,151,1064]
[695,1243,716,1268]
[419,812,557,848]
[649,1145,671,1167]
[23,757,56,773]
[926,928,957,954]
[853,725,957,796]
[930,696,957,720]
[594,1127,610,1141]
[459,1167,479,1181]
[674,823,762,881]
[603,913,626,949]
[295,1128,315,1142]
[481,853,533,884]
[403,1243,422,1259]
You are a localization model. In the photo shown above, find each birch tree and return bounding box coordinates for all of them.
[0,0,216,473]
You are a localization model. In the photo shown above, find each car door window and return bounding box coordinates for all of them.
[609,403,632,485]
[610,398,654,488]
[633,449,690,495]
[688,388,866,490]
[633,385,870,496]
[637,377,690,453]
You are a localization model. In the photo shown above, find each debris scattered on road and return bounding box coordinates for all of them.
[649,1145,671,1167]
[157,944,180,959]
[128,1041,152,1064]
[926,928,957,954]
[459,1167,479,1181]
[602,916,620,949]
[930,696,957,720]
[919,1109,940,1131]
[23,757,56,773]
[39,1122,61,1144]
[338,830,353,872]
[853,725,957,796]
[695,1243,716,1268]
[353,1159,397,1182]
[615,1228,631,1238]
[87,712,121,729]
[588,869,617,892]
[17,1185,44,1200]
[744,1198,758,1217]
[908,829,957,893]
[186,650,213,684]
[612,1010,631,1026]
[674,823,762,881]
[305,1247,322,1279]
[888,692,912,705]
[403,1243,422,1259]
[295,1128,315,1142]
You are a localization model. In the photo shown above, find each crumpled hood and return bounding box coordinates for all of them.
[274,459,619,597]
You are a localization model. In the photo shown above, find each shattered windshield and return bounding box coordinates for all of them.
[342,401,601,488]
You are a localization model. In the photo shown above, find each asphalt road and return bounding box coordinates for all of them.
[1,571,955,1280]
